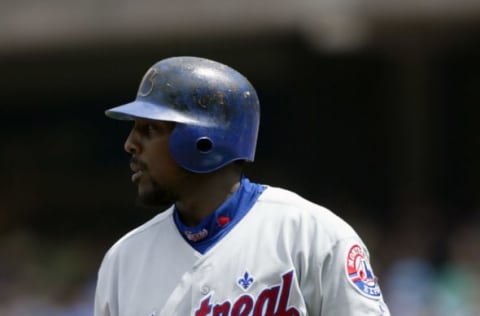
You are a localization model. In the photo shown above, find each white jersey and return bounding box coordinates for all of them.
[95,186,390,315]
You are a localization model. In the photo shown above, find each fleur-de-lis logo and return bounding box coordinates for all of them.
[237,271,255,290]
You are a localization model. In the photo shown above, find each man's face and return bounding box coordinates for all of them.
[124,118,189,207]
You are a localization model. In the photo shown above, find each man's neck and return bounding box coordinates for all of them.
[175,166,242,227]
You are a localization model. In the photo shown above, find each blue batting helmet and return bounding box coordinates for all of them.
[105,56,260,173]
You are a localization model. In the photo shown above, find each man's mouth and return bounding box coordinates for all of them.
[130,157,147,183]
[131,170,144,183]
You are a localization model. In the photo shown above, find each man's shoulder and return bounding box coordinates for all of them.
[256,186,357,239]
[257,186,327,213]
[103,206,175,259]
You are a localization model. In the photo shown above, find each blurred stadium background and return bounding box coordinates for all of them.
[1,0,480,315]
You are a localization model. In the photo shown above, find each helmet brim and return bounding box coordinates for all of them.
[105,100,210,126]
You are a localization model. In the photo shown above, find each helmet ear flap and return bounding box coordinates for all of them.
[169,124,221,173]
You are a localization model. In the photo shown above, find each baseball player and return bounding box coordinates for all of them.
[94,56,390,315]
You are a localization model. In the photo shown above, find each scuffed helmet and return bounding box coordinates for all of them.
[105,56,260,173]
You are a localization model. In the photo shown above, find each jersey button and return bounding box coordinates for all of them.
[200,285,210,295]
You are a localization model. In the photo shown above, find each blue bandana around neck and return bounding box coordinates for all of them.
[173,176,266,254]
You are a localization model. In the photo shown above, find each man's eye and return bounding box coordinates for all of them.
[147,125,157,134]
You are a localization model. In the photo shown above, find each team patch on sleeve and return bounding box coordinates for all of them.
[345,244,382,299]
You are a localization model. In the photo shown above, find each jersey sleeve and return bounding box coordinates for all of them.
[319,237,390,315]
[94,250,118,316]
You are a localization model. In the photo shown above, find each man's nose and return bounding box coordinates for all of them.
[124,130,140,154]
